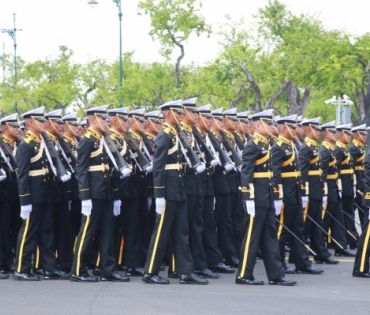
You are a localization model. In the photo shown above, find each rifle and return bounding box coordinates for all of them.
[233,130,245,151]
[124,132,152,172]
[0,138,18,173]
[41,131,70,182]
[219,130,242,168]
[192,126,217,164]
[176,125,203,171]
[140,131,155,159]
[101,131,132,176]
[57,135,77,169]
[207,130,234,169]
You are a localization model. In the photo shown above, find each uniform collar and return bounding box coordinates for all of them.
[253,133,268,144]
[46,131,57,142]
[129,130,142,140]
[223,129,234,139]
[110,128,124,140]
[322,141,334,151]
[277,135,292,146]
[335,141,347,149]
[63,135,77,146]
[88,127,102,140]
[181,123,193,133]
[304,137,317,147]
[353,139,365,148]
[2,135,15,145]
[26,130,41,143]
[145,132,156,140]
[162,123,177,135]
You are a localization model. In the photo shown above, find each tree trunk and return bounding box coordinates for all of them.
[287,83,300,115]
[239,63,261,111]
[174,43,184,88]
[265,81,290,109]
[300,88,311,116]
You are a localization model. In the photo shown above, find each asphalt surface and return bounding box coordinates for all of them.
[1,251,369,315]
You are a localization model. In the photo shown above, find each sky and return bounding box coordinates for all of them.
[0,0,370,67]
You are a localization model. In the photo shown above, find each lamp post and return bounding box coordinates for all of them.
[88,0,123,103]
[324,95,354,125]
[1,13,22,113]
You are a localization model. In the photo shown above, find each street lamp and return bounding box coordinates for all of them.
[88,0,123,100]
[1,13,22,113]
[324,95,354,125]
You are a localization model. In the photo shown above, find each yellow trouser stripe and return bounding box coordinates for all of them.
[303,200,310,222]
[118,237,124,265]
[35,247,40,269]
[148,201,167,274]
[360,223,370,272]
[322,202,328,220]
[240,216,254,278]
[17,215,30,273]
[277,204,285,240]
[73,237,77,254]
[96,253,100,266]
[172,254,176,272]
[76,215,90,276]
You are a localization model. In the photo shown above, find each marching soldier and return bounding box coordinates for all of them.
[195,104,235,274]
[352,142,370,277]
[319,121,354,257]
[70,105,128,282]
[237,111,253,141]
[348,124,368,227]
[210,108,239,268]
[14,107,69,281]
[236,109,296,286]
[299,118,338,264]
[272,115,323,274]
[142,100,207,285]
[334,124,359,248]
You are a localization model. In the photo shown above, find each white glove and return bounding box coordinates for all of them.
[274,200,283,216]
[210,158,220,167]
[113,200,121,216]
[338,191,342,198]
[68,200,72,211]
[224,163,234,172]
[120,167,132,178]
[301,196,308,208]
[353,186,356,196]
[322,196,327,208]
[246,200,255,217]
[20,204,32,220]
[145,163,153,174]
[147,197,153,211]
[60,173,71,182]
[155,197,165,215]
[196,163,206,174]
[81,199,92,216]
[0,170,6,182]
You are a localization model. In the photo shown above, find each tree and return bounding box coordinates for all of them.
[138,0,211,88]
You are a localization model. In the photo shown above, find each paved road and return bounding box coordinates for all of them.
[1,252,369,315]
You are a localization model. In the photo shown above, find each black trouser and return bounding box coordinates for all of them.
[277,203,311,270]
[202,195,223,265]
[186,194,207,270]
[323,201,348,250]
[70,199,81,247]
[237,206,284,280]
[0,201,13,267]
[214,193,237,259]
[144,200,193,276]
[341,195,359,245]
[230,192,243,257]
[71,199,115,277]
[53,201,73,271]
[353,208,370,273]
[8,199,22,252]
[138,197,150,266]
[303,200,331,260]
[15,203,56,274]
[354,193,367,227]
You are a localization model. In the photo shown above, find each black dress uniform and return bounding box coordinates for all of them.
[353,148,370,277]
[15,108,60,279]
[144,120,194,275]
[334,125,359,246]
[299,118,335,263]
[348,124,367,227]
[71,105,124,281]
[319,122,348,253]
[237,110,291,285]
[271,116,318,273]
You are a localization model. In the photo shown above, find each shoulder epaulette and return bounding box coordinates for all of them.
[24,132,40,144]
[322,141,334,151]
[253,133,268,145]
[180,123,192,133]
[84,131,91,139]
[163,123,177,135]
[305,138,317,148]
[277,136,291,147]
[87,128,101,140]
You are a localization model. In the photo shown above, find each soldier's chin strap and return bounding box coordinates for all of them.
[133,116,144,133]
[48,118,60,136]
[342,130,351,144]
[239,119,245,135]
[116,114,127,134]
[31,116,44,135]
[66,122,78,137]
[94,113,105,133]
[358,132,366,144]
[149,118,159,133]
[6,122,18,138]
[170,108,180,127]
[260,118,271,136]
[284,122,295,140]
[309,125,319,140]
[328,130,336,142]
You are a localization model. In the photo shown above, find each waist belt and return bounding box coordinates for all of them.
[165,163,182,171]
[340,169,354,175]
[253,171,273,179]
[281,171,301,178]
[308,170,322,176]
[88,164,109,172]
[29,168,49,176]
[355,166,364,171]
[327,173,338,180]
